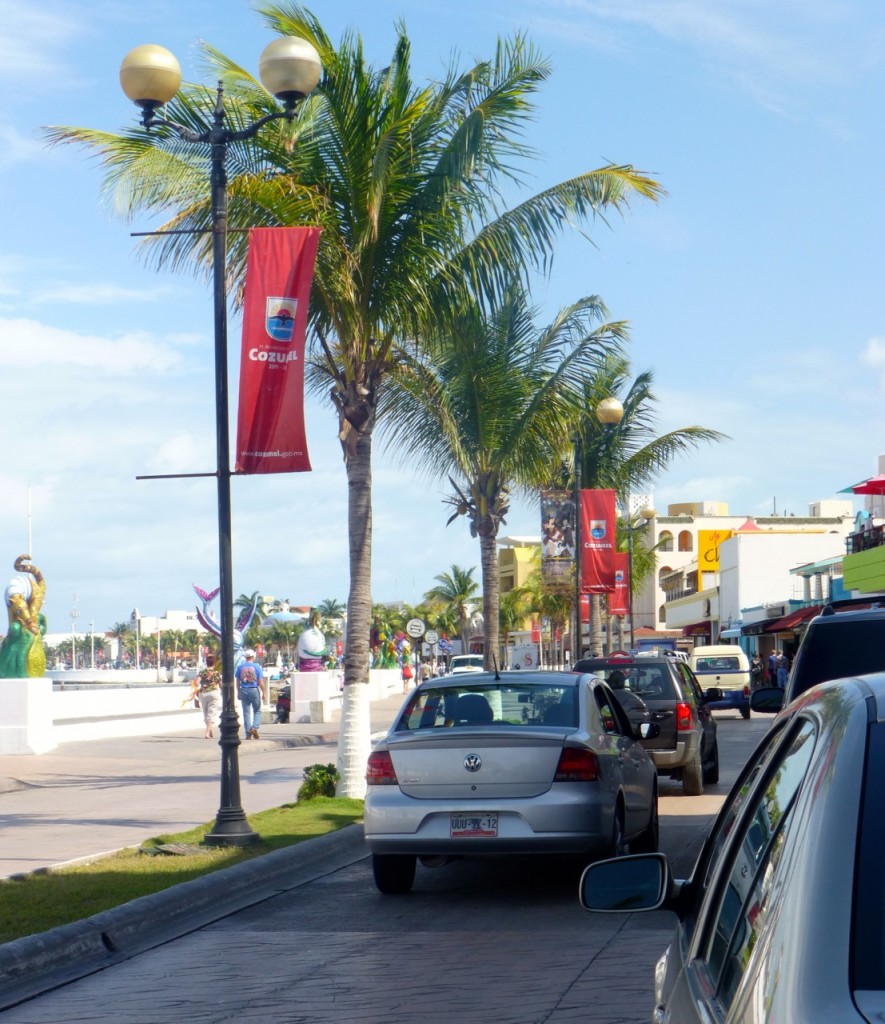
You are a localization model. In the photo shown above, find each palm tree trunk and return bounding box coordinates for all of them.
[479,531,499,670]
[589,594,604,657]
[336,430,373,799]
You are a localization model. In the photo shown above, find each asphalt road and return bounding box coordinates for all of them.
[0,712,768,1023]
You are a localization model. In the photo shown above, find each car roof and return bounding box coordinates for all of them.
[420,670,580,688]
[811,604,885,625]
[574,656,673,669]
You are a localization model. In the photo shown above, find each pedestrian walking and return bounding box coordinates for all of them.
[768,650,778,686]
[195,662,222,739]
[418,659,433,684]
[236,649,266,739]
[401,659,414,693]
[776,651,790,688]
[750,653,765,691]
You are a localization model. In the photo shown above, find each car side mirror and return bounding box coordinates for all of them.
[579,853,672,913]
[639,721,660,740]
[750,687,785,714]
[704,687,723,701]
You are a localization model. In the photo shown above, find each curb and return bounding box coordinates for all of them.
[0,823,368,1011]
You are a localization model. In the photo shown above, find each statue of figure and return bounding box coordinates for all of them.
[0,555,47,678]
[193,585,259,672]
[297,609,328,671]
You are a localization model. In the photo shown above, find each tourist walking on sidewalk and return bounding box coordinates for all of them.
[195,660,222,739]
[236,649,266,739]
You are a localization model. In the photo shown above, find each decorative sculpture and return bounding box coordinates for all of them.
[0,555,47,678]
[193,585,259,670]
[297,609,329,671]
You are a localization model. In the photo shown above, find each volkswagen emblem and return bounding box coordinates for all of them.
[464,753,482,773]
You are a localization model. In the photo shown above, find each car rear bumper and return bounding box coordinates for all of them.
[648,735,696,769]
[364,785,614,855]
[706,689,749,712]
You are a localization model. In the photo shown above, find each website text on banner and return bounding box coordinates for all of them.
[579,488,617,594]
[235,226,322,475]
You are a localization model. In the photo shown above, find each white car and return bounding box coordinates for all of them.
[447,654,484,674]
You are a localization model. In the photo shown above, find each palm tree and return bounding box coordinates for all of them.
[568,355,728,655]
[317,598,345,619]
[424,566,480,654]
[44,5,661,795]
[387,286,625,669]
[107,621,132,666]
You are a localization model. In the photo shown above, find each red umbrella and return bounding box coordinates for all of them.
[841,475,885,496]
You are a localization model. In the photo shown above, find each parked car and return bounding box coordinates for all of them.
[688,644,751,719]
[579,669,885,1023]
[573,654,720,795]
[363,670,660,894]
[752,602,885,715]
[447,654,485,675]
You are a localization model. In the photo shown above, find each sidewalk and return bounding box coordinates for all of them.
[0,689,408,878]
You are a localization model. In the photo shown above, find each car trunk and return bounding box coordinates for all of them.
[386,730,567,799]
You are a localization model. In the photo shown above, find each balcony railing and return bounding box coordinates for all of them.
[847,525,885,555]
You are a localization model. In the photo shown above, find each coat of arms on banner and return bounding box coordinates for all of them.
[589,519,607,540]
[266,297,298,343]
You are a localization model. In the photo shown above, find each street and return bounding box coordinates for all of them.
[0,713,766,1023]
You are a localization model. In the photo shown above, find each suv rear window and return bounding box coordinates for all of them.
[794,618,885,694]
[576,661,678,701]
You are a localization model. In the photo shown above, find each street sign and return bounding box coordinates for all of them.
[406,618,425,639]
[424,629,439,645]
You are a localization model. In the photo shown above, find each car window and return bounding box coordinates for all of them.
[594,684,631,736]
[393,683,578,730]
[698,719,817,1010]
[792,617,885,696]
[853,720,885,990]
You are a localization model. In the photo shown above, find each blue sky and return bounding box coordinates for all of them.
[0,0,882,633]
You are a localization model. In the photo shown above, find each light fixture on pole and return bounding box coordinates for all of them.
[573,397,624,661]
[625,507,656,652]
[119,37,321,847]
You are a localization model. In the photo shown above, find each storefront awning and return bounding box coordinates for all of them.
[681,621,712,636]
[764,605,821,633]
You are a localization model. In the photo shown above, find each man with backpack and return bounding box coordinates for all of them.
[235,649,266,740]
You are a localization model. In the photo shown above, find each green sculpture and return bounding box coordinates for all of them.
[0,555,47,678]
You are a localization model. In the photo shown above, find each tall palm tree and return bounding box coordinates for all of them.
[387,286,625,669]
[44,5,661,796]
[317,598,345,619]
[424,566,480,654]
[107,621,131,666]
[568,355,728,655]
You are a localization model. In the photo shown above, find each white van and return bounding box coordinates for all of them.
[689,644,751,719]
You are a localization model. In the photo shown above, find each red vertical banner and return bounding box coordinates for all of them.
[235,226,321,475]
[580,594,590,624]
[580,489,617,593]
[609,552,629,615]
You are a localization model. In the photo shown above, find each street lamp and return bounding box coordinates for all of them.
[573,397,624,660]
[119,37,321,847]
[625,507,656,651]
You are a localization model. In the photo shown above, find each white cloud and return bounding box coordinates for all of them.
[0,318,182,373]
[861,336,885,389]
[31,283,176,306]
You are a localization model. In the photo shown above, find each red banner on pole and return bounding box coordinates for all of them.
[609,552,629,616]
[580,489,617,593]
[235,226,321,475]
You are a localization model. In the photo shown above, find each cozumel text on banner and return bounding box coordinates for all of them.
[235,226,321,475]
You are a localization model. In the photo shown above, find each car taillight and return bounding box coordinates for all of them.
[554,747,600,782]
[366,750,398,785]
[675,701,693,731]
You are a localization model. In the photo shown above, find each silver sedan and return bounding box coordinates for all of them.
[579,669,885,1022]
[364,670,659,893]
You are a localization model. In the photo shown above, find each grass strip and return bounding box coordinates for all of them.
[0,797,363,944]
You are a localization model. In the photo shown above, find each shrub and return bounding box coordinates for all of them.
[299,762,339,801]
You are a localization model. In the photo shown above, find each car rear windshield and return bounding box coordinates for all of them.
[794,618,885,695]
[694,656,742,671]
[578,661,678,701]
[394,683,577,730]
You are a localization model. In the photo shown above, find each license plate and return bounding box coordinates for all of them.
[450,813,498,838]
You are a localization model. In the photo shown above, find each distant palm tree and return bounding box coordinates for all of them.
[566,355,728,655]
[317,598,346,619]
[388,286,624,669]
[107,621,131,665]
[424,566,480,654]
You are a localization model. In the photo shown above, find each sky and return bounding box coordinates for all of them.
[0,0,883,634]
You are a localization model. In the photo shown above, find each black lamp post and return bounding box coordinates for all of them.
[119,38,321,846]
[625,507,656,652]
[573,397,624,661]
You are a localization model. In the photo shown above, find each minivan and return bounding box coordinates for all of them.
[688,644,751,719]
